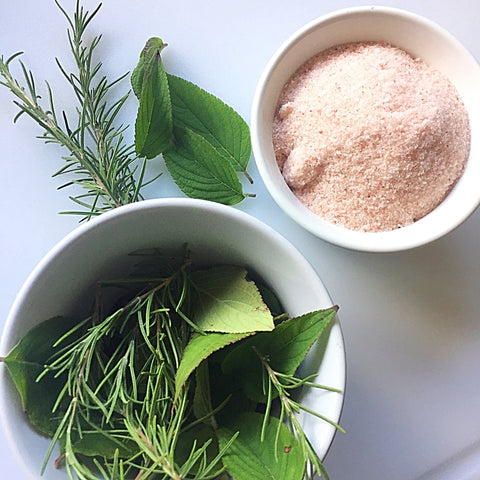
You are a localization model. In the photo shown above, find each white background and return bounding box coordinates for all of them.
[1,1,479,479]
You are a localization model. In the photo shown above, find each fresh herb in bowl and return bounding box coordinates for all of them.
[0,0,253,221]
[1,249,342,480]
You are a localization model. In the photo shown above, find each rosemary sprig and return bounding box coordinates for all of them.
[0,1,151,220]
[254,346,345,480]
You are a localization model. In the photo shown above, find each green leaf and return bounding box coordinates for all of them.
[175,422,223,476]
[2,318,137,461]
[131,54,144,99]
[2,316,78,436]
[221,307,338,402]
[164,128,246,205]
[70,431,138,459]
[175,330,252,404]
[167,74,252,175]
[256,281,285,319]
[193,360,213,421]
[133,37,173,158]
[190,265,274,333]
[217,412,305,480]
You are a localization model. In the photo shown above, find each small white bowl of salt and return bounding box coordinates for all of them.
[251,6,480,252]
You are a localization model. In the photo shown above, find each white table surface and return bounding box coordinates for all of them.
[1,1,479,479]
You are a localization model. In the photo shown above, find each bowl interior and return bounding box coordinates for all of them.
[0,198,345,478]
[252,6,480,251]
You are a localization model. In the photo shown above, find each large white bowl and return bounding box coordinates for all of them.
[251,6,480,252]
[0,198,345,479]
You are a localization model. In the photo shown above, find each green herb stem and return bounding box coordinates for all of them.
[0,1,148,220]
[253,346,343,480]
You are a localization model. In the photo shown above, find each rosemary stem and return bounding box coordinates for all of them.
[0,1,144,219]
[1,59,122,208]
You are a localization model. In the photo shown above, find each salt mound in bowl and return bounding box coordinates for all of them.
[251,6,480,252]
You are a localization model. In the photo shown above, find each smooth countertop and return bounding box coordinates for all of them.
[1,1,479,479]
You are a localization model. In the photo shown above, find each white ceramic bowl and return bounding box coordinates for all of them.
[0,198,345,479]
[251,6,480,252]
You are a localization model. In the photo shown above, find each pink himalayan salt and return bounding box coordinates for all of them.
[272,42,471,232]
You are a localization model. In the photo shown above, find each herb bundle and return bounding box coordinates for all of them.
[0,1,252,221]
[2,252,343,480]
[131,38,253,206]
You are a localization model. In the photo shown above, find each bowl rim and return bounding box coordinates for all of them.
[0,197,346,477]
[251,5,480,252]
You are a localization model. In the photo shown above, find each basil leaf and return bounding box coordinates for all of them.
[131,56,143,99]
[133,37,173,158]
[202,360,256,423]
[2,316,77,436]
[175,423,223,475]
[175,330,253,403]
[217,412,305,480]
[256,281,285,319]
[3,317,139,459]
[192,360,213,421]
[164,128,247,205]
[190,265,274,333]
[69,432,138,459]
[221,307,338,402]
[167,74,252,176]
